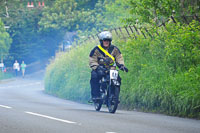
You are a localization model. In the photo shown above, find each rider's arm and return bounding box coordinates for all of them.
[114,47,125,66]
[89,47,99,70]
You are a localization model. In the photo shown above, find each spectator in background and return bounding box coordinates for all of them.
[21,61,26,78]
[0,60,4,72]
[13,60,20,76]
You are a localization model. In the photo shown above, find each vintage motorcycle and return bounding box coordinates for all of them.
[93,63,128,113]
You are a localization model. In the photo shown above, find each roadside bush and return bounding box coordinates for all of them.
[119,21,200,118]
[45,21,200,118]
[45,42,95,102]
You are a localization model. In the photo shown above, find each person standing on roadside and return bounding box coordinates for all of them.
[21,61,26,78]
[13,60,20,76]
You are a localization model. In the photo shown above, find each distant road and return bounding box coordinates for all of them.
[0,74,200,133]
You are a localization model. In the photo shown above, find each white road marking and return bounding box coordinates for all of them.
[25,111,77,124]
[106,132,117,133]
[0,104,12,109]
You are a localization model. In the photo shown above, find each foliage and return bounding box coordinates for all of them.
[118,20,200,118]
[127,0,200,25]
[39,0,131,36]
[0,0,199,66]
[45,42,95,102]
[45,21,200,118]
[8,8,46,63]
[0,0,57,65]
[0,18,12,60]
[0,0,131,65]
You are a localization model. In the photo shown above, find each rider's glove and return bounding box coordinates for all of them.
[118,64,128,72]
[96,66,106,76]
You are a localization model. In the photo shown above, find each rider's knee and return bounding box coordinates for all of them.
[91,70,98,79]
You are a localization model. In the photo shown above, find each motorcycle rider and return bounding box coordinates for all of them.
[89,31,128,100]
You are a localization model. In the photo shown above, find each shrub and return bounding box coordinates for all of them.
[45,21,200,118]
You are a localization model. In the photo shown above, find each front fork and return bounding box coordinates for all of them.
[108,80,120,99]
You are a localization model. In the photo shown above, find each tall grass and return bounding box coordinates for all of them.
[45,41,96,102]
[45,21,200,118]
[118,21,200,118]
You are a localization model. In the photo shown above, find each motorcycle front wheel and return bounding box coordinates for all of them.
[108,86,120,113]
[94,100,102,111]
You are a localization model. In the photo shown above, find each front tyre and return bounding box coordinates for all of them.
[94,100,102,111]
[108,86,120,113]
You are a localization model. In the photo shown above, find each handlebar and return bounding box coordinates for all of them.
[119,66,128,72]
[116,62,128,72]
[98,64,128,73]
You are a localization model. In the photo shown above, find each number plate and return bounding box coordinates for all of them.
[110,70,118,80]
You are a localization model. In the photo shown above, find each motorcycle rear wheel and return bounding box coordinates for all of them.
[108,86,120,113]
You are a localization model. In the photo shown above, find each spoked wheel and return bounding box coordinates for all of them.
[94,100,103,111]
[108,86,120,113]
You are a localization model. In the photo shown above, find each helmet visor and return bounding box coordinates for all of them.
[103,38,112,41]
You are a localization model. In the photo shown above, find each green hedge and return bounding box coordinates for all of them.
[45,21,200,118]
[45,43,95,102]
[119,21,200,118]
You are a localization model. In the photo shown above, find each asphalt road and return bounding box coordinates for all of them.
[0,74,200,133]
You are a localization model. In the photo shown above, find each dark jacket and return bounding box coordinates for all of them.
[89,44,124,70]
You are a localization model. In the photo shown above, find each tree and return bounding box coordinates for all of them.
[38,0,101,47]
[0,0,132,65]
[127,0,200,25]
[0,18,12,61]
[39,0,96,32]
[0,0,58,64]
